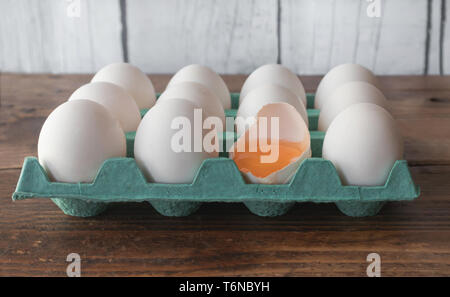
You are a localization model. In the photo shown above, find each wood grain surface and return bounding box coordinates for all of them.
[0,73,449,276]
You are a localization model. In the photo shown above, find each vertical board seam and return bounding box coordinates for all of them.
[372,2,384,73]
[120,0,129,63]
[277,0,282,64]
[440,0,447,74]
[424,0,432,75]
[327,0,337,69]
[352,0,363,63]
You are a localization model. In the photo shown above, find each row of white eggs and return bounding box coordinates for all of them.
[39,63,312,185]
[316,64,403,186]
[38,62,402,188]
[38,63,229,184]
[234,64,402,187]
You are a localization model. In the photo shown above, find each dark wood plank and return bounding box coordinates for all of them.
[1,165,449,276]
[1,73,450,276]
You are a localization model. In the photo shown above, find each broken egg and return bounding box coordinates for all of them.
[230,102,311,184]
[235,84,308,137]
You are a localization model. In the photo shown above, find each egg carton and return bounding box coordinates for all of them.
[12,93,420,217]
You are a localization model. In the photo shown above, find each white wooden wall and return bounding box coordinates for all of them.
[1,0,449,75]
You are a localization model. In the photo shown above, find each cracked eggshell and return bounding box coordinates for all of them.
[134,98,218,184]
[239,64,306,107]
[315,63,380,110]
[38,100,126,183]
[167,64,231,109]
[92,63,156,109]
[322,103,403,186]
[230,102,311,184]
[158,81,225,126]
[69,81,141,132]
[235,84,308,137]
[318,81,388,131]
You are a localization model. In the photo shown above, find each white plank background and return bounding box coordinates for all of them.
[281,0,429,74]
[0,0,448,74]
[127,0,278,74]
[281,0,365,74]
[0,0,123,73]
[370,0,428,74]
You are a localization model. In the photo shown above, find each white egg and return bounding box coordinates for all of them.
[92,63,156,109]
[240,64,306,107]
[322,103,403,186]
[318,81,388,131]
[158,81,225,126]
[38,100,126,183]
[134,98,217,183]
[315,63,380,110]
[167,64,231,109]
[69,81,141,132]
[235,84,308,136]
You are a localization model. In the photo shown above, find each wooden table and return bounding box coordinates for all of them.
[1,74,449,277]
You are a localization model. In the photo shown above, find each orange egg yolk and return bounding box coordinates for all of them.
[232,139,307,178]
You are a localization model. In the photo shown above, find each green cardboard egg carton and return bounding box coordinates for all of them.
[12,93,420,218]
